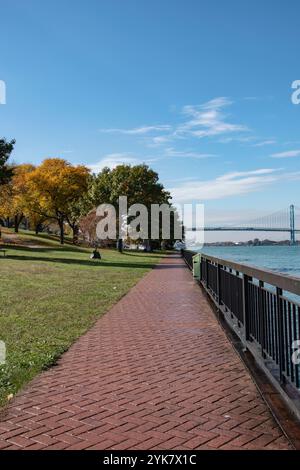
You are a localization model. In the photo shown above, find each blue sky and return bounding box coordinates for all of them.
[1,0,300,240]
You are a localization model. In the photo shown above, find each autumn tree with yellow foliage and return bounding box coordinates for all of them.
[26,158,90,244]
[0,164,35,232]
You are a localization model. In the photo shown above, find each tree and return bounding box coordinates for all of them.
[65,189,93,244]
[0,163,35,232]
[89,164,173,250]
[0,138,15,185]
[90,164,170,209]
[0,183,14,228]
[11,164,35,232]
[27,212,47,235]
[79,207,114,247]
[26,158,90,244]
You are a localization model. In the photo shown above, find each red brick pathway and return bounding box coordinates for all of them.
[0,255,292,450]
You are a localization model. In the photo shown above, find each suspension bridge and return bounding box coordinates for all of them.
[191,205,300,245]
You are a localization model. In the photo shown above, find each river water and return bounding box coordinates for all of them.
[193,245,300,279]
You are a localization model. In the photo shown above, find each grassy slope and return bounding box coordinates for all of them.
[0,231,162,406]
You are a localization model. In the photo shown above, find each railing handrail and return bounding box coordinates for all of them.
[186,250,300,297]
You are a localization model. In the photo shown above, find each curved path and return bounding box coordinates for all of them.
[0,255,291,450]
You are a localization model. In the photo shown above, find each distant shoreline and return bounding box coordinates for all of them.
[202,240,299,247]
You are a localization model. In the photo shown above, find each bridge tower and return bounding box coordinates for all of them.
[290,204,296,245]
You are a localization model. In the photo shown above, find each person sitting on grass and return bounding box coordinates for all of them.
[90,247,101,260]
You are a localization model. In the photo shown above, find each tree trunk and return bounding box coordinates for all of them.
[14,214,23,233]
[14,216,18,233]
[58,219,64,244]
[72,225,79,245]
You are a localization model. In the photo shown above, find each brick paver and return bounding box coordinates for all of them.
[0,255,292,450]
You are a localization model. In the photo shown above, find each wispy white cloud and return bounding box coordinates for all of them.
[99,125,171,135]
[88,153,140,173]
[283,141,300,146]
[253,140,277,147]
[195,97,232,110]
[87,145,216,174]
[176,97,249,139]
[169,168,280,203]
[219,136,255,144]
[164,147,216,159]
[148,135,172,147]
[204,209,270,225]
[100,97,249,148]
[271,150,300,158]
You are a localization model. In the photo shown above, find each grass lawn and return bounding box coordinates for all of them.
[0,231,163,407]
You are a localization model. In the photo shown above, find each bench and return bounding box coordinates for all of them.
[0,249,6,257]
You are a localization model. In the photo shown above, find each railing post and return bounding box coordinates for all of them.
[258,281,266,359]
[217,263,222,307]
[276,287,285,384]
[206,257,209,288]
[200,256,203,282]
[242,274,251,344]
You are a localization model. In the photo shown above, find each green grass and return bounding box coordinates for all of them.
[1,227,75,246]
[0,236,162,407]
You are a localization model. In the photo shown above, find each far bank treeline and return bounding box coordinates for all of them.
[0,138,179,247]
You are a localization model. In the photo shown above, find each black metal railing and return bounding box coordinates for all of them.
[182,250,300,407]
[182,250,195,270]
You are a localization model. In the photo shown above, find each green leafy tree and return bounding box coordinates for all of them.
[0,138,15,185]
[89,164,176,250]
[91,164,170,208]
